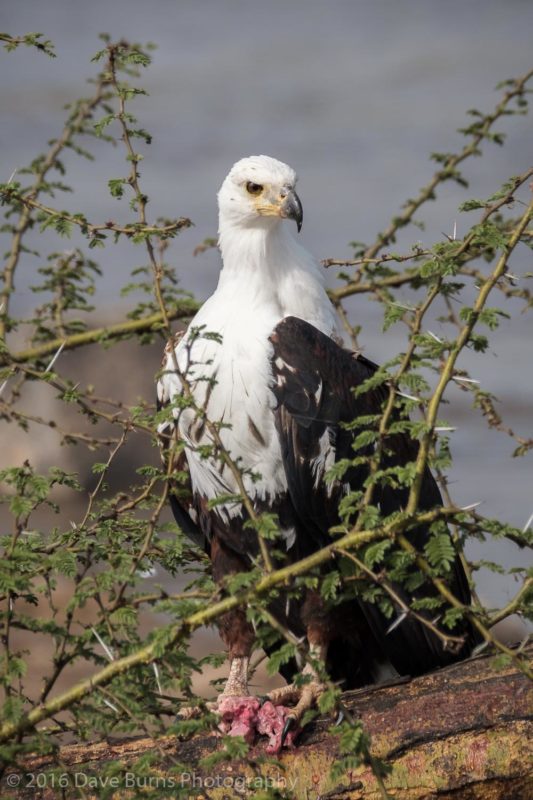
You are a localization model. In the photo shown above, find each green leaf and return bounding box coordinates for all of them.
[321,570,341,600]
[424,532,456,572]
[364,539,392,568]
[108,178,127,198]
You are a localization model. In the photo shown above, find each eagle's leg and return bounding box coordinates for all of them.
[211,538,261,744]
[263,590,330,751]
[216,619,260,744]
[269,641,328,703]
[267,641,328,711]
[216,609,303,752]
[217,608,255,698]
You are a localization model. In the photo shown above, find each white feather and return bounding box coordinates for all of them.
[158,156,342,519]
[311,429,336,494]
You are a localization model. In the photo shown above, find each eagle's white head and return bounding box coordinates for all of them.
[211,154,341,346]
[217,155,303,233]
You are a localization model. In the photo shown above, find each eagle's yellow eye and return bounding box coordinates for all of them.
[246,181,263,195]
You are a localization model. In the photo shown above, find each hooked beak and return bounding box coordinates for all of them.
[280,189,303,233]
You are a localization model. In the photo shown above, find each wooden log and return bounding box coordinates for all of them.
[3,646,532,799]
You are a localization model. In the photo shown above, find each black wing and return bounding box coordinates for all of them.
[269,316,477,676]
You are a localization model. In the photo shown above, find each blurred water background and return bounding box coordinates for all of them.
[1,0,532,690]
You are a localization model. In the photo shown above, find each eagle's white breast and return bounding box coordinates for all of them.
[158,156,341,521]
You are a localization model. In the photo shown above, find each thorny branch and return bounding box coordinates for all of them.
[6,305,197,365]
[0,39,531,778]
[0,187,192,240]
[0,74,108,340]
[0,505,486,745]
[359,68,533,261]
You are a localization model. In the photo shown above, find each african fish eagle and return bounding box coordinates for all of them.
[157,155,478,754]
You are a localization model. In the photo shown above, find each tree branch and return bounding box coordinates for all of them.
[0,506,467,744]
[6,304,198,365]
[361,69,533,261]
[4,644,531,800]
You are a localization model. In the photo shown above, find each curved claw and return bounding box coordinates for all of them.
[334,709,345,727]
[281,714,297,747]
[256,701,301,754]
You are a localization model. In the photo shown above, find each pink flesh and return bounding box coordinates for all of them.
[217,695,261,745]
[256,700,301,754]
[215,696,300,753]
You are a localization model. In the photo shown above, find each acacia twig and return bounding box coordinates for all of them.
[361,68,533,261]
[7,305,197,365]
[0,504,471,744]
[0,76,108,340]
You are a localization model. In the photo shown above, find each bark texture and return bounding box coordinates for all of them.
[3,647,532,799]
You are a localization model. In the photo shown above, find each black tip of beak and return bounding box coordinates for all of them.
[281,190,303,233]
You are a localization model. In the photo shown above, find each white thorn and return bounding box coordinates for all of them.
[452,376,480,385]
[434,426,456,433]
[460,501,482,511]
[522,511,533,533]
[91,627,115,661]
[103,698,120,714]
[472,639,489,656]
[427,330,443,343]
[152,662,163,695]
[70,520,77,529]
[137,565,158,578]
[7,168,18,185]
[285,596,291,618]
[0,304,12,398]
[44,341,66,373]
[452,220,457,241]
[389,301,415,311]
[396,390,421,403]
[386,611,408,634]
